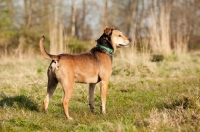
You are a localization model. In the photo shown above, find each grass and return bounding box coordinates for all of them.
[0,51,200,132]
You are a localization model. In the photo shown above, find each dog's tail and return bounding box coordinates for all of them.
[39,36,59,60]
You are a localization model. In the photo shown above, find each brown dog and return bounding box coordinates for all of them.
[39,27,131,120]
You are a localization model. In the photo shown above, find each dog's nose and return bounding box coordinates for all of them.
[128,38,132,42]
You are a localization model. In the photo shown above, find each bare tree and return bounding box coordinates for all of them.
[49,0,58,54]
[1,0,200,56]
[71,0,76,37]
[148,0,173,56]
[126,0,139,36]
[108,0,138,36]
[0,0,14,56]
[171,0,196,54]
[81,0,86,39]
[24,0,35,32]
[102,0,108,30]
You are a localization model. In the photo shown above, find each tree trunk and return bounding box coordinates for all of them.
[50,0,58,54]
[126,0,138,36]
[102,0,108,30]
[71,0,76,37]
[24,0,28,25]
[24,0,34,32]
[81,0,86,40]
[59,22,64,53]
[148,0,173,56]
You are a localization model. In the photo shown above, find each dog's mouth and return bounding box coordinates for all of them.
[118,43,130,47]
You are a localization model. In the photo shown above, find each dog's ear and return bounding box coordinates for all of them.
[104,27,115,35]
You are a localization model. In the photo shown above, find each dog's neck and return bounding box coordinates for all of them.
[90,33,114,62]
[96,43,114,55]
[96,33,114,55]
[90,46,113,62]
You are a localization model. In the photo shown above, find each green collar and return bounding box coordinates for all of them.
[97,43,114,55]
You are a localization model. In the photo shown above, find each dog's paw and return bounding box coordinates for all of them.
[100,106,106,114]
[44,109,48,114]
[67,116,73,120]
[89,104,95,113]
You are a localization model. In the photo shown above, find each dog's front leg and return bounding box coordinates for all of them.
[89,83,96,112]
[100,80,108,114]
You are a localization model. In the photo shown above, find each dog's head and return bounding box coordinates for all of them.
[97,27,131,53]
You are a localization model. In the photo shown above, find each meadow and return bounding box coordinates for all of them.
[0,50,200,132]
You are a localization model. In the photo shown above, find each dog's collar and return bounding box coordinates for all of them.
[97,43,114,55]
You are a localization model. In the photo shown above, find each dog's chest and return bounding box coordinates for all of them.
[74,72,99,83]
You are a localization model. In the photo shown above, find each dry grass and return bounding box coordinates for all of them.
[147,107,200,131]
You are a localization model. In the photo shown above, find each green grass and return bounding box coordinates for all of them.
[0,52,200,132]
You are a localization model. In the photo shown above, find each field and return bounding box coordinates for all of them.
[0,50,200,132]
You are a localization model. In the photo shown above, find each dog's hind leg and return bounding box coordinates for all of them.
[89,83,96,113]
[44,70,58,113]
[100,80,108,114]
[61,79,74,120]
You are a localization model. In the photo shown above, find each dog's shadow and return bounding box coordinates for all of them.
[0,93,39,111]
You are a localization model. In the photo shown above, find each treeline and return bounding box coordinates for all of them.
[0,0,199,57]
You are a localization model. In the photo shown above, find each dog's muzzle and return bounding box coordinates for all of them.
[118,38,132,47]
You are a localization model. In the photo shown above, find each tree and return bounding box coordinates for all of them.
[49,0,66,54]
[147,0,173,56]
[171,0,197,54]
[81,0,86,39]
[0,0,14,56]
[24,0,35,33]
[102,0,108,30]
[71,0,76,37]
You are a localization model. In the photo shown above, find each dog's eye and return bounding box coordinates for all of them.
[118,35,122,37]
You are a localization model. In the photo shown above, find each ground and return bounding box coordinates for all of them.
[0,51,200,131]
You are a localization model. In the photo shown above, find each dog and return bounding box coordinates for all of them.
[39,27,131,120]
